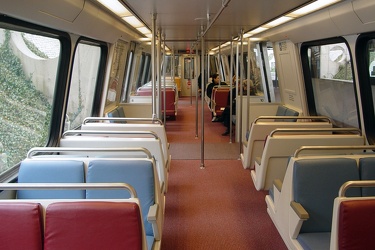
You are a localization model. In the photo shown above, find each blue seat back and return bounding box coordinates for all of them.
[116,106,125,118]
[283,108,299,122]
[86,159,155,236]
[18,160,85,199]
[276,105,288,116]
[293,158,360,233]
[107,108,120,123]
[359,157,375,196]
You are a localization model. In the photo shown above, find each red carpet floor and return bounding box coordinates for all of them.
[161,97,287,249]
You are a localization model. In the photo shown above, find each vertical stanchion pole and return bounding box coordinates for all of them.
[195,41,199,139]
[157,28,162,119]
[246,37,251,140]
[239,30,244,155]
[151,13,157,119]
[200,26,205,169]
[171,48,175,95]
[163,33,167,125]
[229,39,234,143]
[189,46,193,106]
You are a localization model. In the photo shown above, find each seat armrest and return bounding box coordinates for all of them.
[147,204,158,222]
[147,204,161,240]
[291,201,309,219]
[289,201,309,239]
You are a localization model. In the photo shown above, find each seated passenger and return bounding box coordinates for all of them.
[222,80,248,136]
[206,73,220,109]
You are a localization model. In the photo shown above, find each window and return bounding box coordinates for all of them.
[301,39,358,128]
[356,33,375,144]
[106,40,129,105]
[65,41,101,131]
[243,43,265,97]
[0,27,60,175]
[184,57,194,79]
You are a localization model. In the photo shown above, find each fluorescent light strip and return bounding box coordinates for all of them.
[97,0,131,17]
[288,0,341,17]
[210,0,341,53]
[247,26,269,35]
[264,16,294,28]
[123,16,144,28]
[137,27,151,35]
[97,0,152,39]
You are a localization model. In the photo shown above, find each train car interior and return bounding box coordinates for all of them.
[2,0,375,249]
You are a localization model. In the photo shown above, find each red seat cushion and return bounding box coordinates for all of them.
[0,202,43,250]
[338,199,375,249]
[44,201,143,250]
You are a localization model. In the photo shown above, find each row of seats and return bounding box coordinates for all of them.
[0,115,171,249]
[265,149,375,249]
[211,87,230,118]
[241,114,333,169]
[0,192,147,250]
[107,106,126,121]
[60,129,169,194]
[251,127,365,190]
[62,118,170,249]
[81,117,171,172]
[136,85,178,119]
[17,152,161,250]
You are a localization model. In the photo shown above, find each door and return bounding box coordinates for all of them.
[180,55,199,96]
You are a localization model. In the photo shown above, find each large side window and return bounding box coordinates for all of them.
[356,33,375,144]
[106,40,129,106]
[301,38,359,128]
[65,41,102,131]
[0,25,61,176]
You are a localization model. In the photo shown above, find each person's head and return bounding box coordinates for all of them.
[212,73,220,84]
[242,80,248,91]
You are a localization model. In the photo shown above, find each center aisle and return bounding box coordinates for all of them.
[161,97,287,249]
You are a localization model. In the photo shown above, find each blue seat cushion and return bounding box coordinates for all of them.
[86,160,155,236]
[17,160,85,199]
[268,186,274,201]
[359,157,375,196]
[146,235,154,250]
[297,232,331,250]
[293,158,360,233]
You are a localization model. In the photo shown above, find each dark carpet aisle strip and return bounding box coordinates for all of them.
[161,97,287,249]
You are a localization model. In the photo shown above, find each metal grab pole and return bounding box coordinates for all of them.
[246,38,251,140]
[200,26,205,169]
[239,30,244,154]
[151,13,157,119]
[229,39,234,143]
[189,47,193,106]
[195,42,199,139]
[163,33,167,125]
[157,29,162,119]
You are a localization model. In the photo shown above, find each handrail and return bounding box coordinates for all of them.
[293,145,375,158]
[254,116,332,124]
[83,117,163,125]
[339,180,375,197]
[62,130,159,139]
[0,183,137,198]
[27,147,153,159]
[269,127,362,137]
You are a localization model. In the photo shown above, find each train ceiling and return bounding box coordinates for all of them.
[121,0,315,52]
